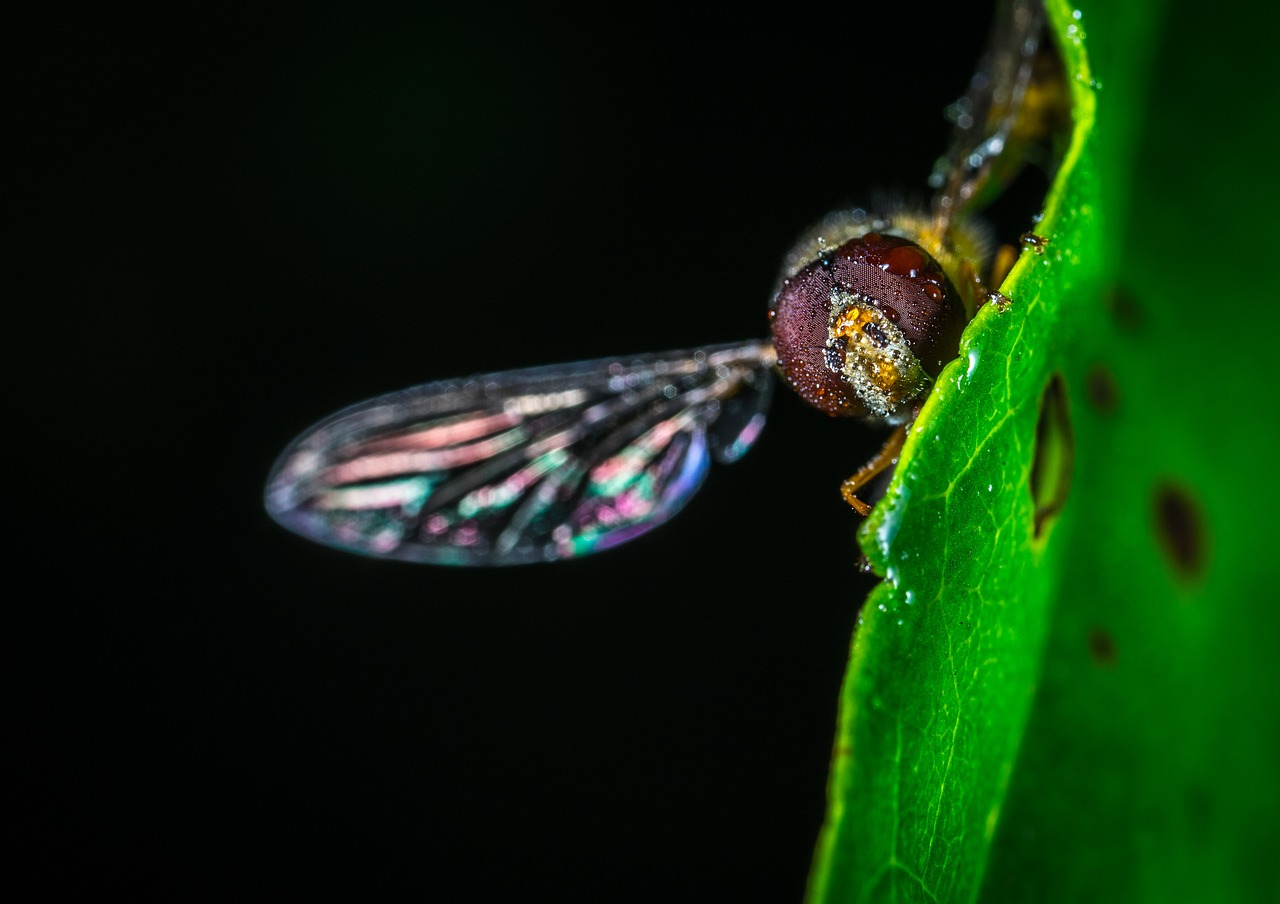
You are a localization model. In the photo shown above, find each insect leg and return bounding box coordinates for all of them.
[840,426,908,516]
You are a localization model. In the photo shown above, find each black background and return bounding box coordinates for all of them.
[21,5,1001,900]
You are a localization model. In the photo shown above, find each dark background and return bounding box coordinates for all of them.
[21,5,1001,900]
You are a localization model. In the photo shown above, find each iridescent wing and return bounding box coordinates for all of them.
[265,341,775,566]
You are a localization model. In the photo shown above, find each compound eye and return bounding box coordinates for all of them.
[768,233,966,419]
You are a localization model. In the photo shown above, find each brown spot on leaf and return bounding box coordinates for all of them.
[1085,364,1119,414]
[1087,627,1116,666]
[1153,482,1208,583]
[1105,285,1144,333]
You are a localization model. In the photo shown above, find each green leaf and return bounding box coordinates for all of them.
[806,1,1280,901]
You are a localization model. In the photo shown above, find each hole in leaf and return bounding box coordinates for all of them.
[1153,482,1208,583]
[1087,627,1116,666]
[1029,373,1074,538]
[1085,364,1118,414]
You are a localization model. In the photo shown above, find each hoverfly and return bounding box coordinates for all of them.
[265,0,1064,566]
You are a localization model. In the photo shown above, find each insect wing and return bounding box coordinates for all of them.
[929,0,1046,228]
[265,341,775,565]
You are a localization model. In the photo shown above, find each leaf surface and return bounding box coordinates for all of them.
[807,1,1280,901]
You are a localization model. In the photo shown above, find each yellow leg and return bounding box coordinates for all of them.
[990,243,1020,289]
[840,426,907,516]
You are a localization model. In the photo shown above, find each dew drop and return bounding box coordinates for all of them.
[885,243,925,276]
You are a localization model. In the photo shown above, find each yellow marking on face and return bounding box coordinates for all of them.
[827,293,929,421]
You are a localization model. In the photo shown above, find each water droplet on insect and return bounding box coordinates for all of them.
[885,244,925,276]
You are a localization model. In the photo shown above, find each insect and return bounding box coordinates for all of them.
[265,0,1063,566]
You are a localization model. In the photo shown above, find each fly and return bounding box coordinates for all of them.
[264,0,1066,565]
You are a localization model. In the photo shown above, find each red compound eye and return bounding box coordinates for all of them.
[768,232,966,419]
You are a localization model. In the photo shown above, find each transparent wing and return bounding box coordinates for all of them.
[929,0,1046,230]
[265,340,775,566]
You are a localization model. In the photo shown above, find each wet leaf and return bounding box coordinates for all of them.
[807,1,1280,901]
